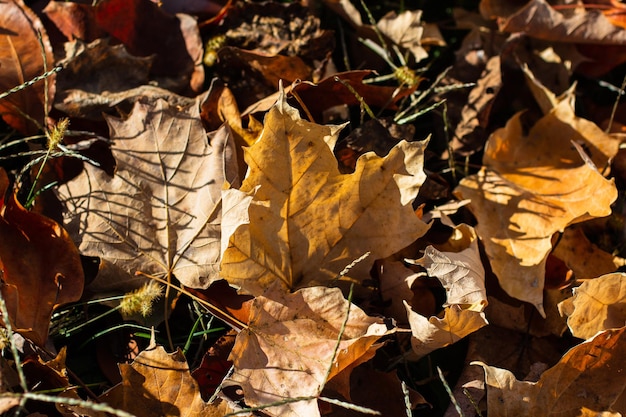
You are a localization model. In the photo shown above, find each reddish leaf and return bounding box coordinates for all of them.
[0,190,84,346]
[43,1,106,42]
[292,70,413,123]
[0,0,55,135]
[95,0,204,93]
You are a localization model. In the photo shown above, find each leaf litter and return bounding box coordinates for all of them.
[1,0,626,416]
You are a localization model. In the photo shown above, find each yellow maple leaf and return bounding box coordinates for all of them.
[221,91,430,295]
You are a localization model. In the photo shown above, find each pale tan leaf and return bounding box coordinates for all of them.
[58,100,242,289]
[221,91,429,295]
[99,345,227,417]
[455,101,618,315]
[227,284,392,417]
[475,327,626,416]
[558,273,626,340]
[416,224,487,306]
[407,302,487,359]
[376,10,445,63]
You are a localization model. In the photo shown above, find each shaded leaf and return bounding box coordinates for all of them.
[455,99,618,315]
[0,0,55,134]
[95,0,204,93]
[58,100,242,289]
[227,284,392,417]
[552,226,625,280]
[221,91,429,295]
[0,189,83,346]
[100,342,233,416]
[475,327,626,416]
[376,9,445,63]
[558,273,626,340]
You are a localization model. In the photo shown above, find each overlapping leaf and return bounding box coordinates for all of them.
[455,99,618,315]
[221,91,430,295]
[100,342,239,416]
[58,99,242,289]
[475,327,626,416]
[558,273,626,340]
[406,224,488,358]
[227,284,392,417]
[0,170,83,347]
[0,0,55,134]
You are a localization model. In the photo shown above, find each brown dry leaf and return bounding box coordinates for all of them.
[58,100,243,289]
[553,226,625,280]
[0,0,55,135]
[475,327,626,416]
[291,70,413,123]
[558,273,626,340]
[227,284,393,417]
[486,0,626,45]
[455,100,618,315]
[220,90,430,295]
[100,342,235,417]
[0,187,83,347]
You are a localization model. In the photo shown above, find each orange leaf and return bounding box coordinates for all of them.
[0,190,83,346]
[475,327,626,416]
[0,0,55,134]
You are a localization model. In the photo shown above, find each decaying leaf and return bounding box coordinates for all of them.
[404,223,488,358]
[227,284,392,417]
[558,273,626,340]
[58,99,242,289]
[221,90,429,295]
[455,98,618,315]
[417,224,487,307]
[0,184,83,347]
[100,342,236,416]
[475,327,626,416]
[0,0,55,134]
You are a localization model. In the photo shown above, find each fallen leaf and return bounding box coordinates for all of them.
[376,9,445,63]
[455,99,618,315]
[0,187,83,346]
[95,0,204,93]
[227,284,392,417]
[217,46,313,90]
[406,301,488,359]
[491,0,626,45]
[552,226,625,280]
[54,39,152,119]
[0,0,55,134]
[475,326,626,416]
[221,90,430,295]
[558,273,626,340]
[416,224,487,307]
[100,342,233,416]
[403,224,488,358]
[291,70,414,123]
[58,100,242,289]
[44,1,106,42]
